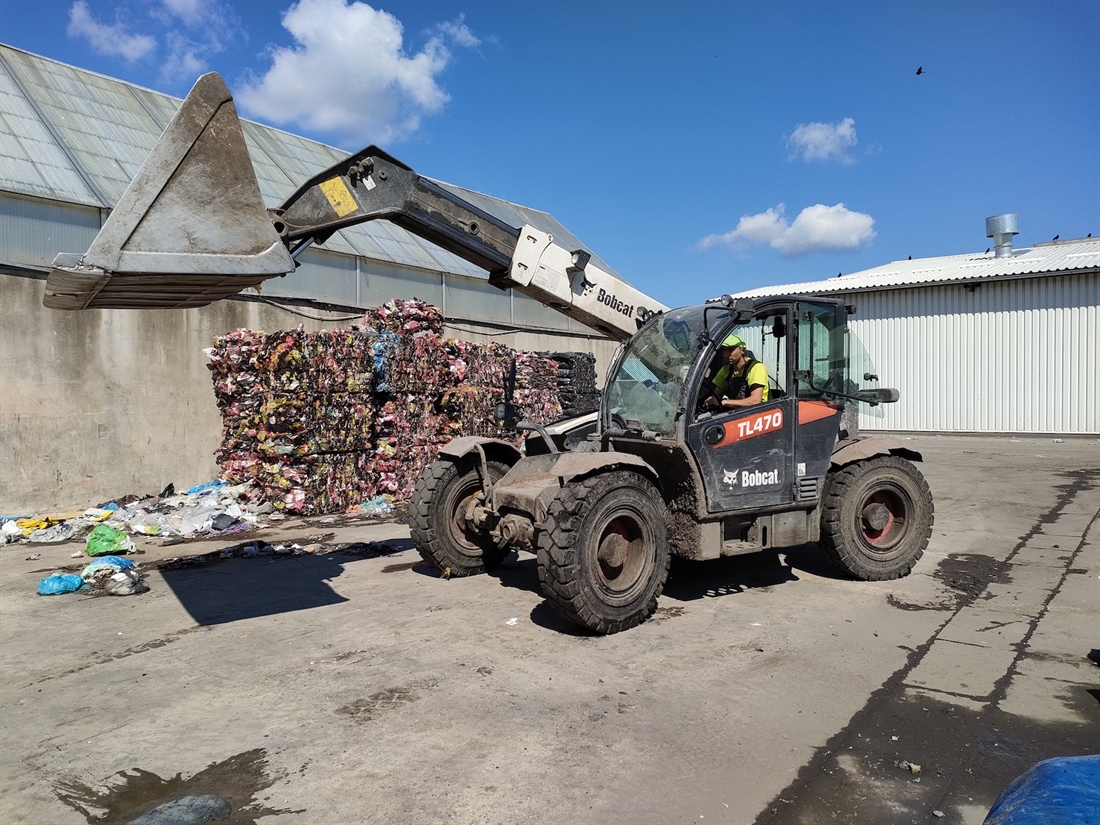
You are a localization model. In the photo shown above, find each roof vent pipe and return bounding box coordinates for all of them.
[985,214,1019,258]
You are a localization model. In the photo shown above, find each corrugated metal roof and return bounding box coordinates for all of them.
[0,44,624,283]
[734,237,1100,298]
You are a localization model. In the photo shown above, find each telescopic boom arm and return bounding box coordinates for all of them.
[44,73,666,341]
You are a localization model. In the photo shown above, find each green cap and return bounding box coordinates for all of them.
[721,334,746,349]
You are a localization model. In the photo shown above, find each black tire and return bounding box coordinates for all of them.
[820,456,934,580]
[537,471,670,634]
[409,456,510,577]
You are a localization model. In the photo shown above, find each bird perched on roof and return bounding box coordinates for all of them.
[916,66,924,75]
[908,255,912,260]
[985,248,990,254]
[1052,234,1059,241]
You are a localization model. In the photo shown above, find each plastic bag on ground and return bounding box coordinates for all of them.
[80,556,135,580]
[103,568,150,596]
[1,520,23,544]
[360,496,394,518]
[38,574,85,595]
[129,794,231,825]
[86,524,137,556]
[186,480,227,495]
[28,523,76,544]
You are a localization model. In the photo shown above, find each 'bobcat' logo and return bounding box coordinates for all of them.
[723,468,739,488]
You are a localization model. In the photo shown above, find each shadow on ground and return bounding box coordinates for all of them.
[158,540,413,625]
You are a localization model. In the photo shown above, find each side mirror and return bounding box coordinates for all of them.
[861,388,899,404]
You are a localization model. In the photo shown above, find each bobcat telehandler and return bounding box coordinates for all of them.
[44,74,934,634]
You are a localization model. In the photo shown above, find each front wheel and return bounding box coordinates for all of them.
[537,471,670,634]
[409,456,510,577]
[820,456,934,580]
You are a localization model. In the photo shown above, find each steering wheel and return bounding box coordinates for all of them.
[695,375,721,414]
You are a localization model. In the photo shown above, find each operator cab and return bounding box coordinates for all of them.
[601,297,894,517]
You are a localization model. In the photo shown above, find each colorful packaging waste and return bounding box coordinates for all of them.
[207,299,598,514]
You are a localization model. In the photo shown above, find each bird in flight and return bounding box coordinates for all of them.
[915,66,924,75]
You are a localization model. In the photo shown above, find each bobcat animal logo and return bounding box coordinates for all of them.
[723,468,739,488]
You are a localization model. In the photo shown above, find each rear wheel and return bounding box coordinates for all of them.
[410,456,510,576]
[820,456,933,580]
[537,471,670,634]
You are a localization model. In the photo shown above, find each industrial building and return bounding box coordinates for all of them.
[736,220,1099,435]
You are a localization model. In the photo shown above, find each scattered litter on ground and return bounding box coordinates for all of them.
[37,574,86,595]
[505,618,519,626]
[894,760,922,774]
[24,553,41,561]
[338,541,402,557]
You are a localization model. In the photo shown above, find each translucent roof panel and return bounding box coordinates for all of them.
[2,47,161,206]
[0,55,101,206]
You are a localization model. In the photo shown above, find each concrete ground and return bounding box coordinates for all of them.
[1,434,1096,825]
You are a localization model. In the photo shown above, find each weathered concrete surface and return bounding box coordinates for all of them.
[0,435,1096,825]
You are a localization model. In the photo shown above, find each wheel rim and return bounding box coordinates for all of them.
[443,479,486,560]
[859,488,909,551]
[595,515,648,595]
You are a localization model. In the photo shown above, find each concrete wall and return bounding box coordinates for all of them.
[1,273,616,514]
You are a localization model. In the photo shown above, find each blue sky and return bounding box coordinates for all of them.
[1,0,1097,307]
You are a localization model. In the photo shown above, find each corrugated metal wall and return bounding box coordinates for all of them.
[850,273,1098,434]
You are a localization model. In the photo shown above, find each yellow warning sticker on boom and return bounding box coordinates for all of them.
[320,177,358,218]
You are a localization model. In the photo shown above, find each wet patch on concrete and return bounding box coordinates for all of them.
[337,686,419,723]
[886,553,1009,612]
[753,683,1100,824]
[934,553,1011,602]
[55,748,298,824]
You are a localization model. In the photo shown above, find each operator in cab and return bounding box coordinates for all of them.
[703,333,769,410]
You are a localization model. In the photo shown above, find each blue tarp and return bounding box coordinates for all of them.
[984,755,1100,825]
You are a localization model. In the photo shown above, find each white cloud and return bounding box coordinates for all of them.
[67,0,156,63]
[152,0,241,82]
[787,117,858,165]
[159,0,212,28]
[161,32,207,81]
[697,203,875,257]
[236,0,478,147]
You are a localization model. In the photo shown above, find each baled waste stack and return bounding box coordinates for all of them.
[207,299,599,515]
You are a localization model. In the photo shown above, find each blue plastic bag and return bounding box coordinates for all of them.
[984,755,1100,824]
[38,574,85,595]
[185,480,226,495]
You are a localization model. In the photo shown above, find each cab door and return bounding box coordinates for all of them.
[684,312,796,514]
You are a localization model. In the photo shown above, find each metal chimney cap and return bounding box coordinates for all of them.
[986,214,1020,238]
